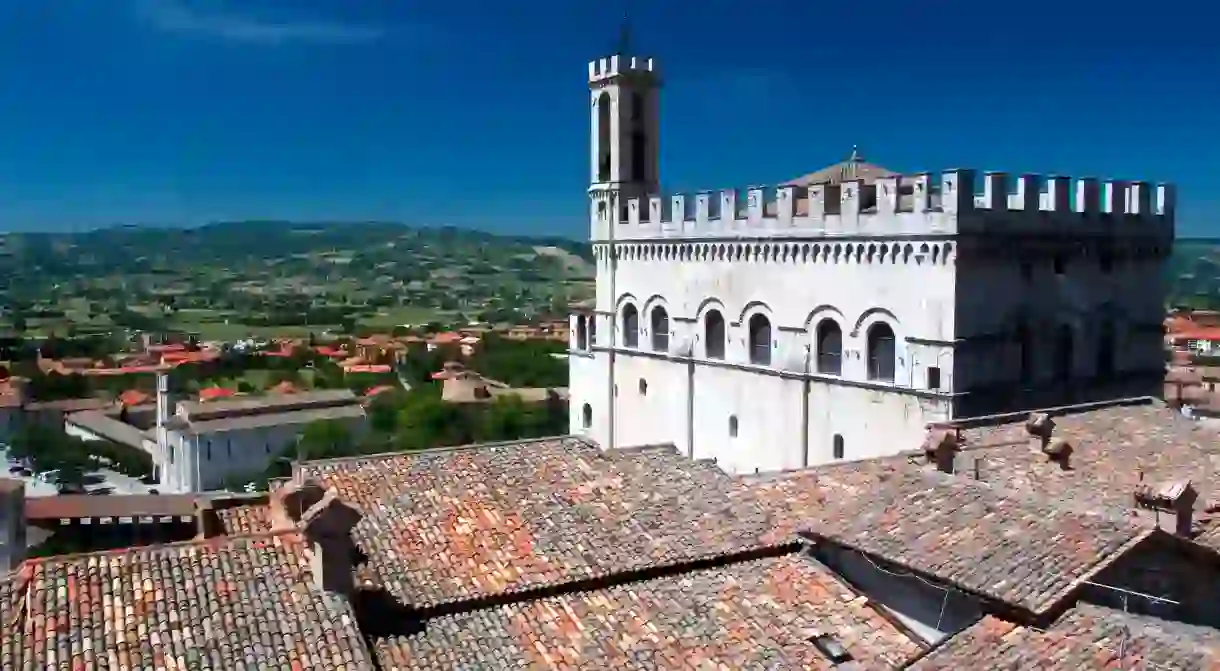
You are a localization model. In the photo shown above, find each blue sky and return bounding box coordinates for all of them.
[0,0,1214,236]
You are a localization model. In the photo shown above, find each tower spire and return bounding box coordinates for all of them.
[616,12,631,55]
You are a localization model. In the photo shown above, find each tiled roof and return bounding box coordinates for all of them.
[378,554,923,670]
[947,402,1220,530]
[297,440,779,610]
[211,500,275,536]
[747,459,1150,615]
[64,409,149,448]
[912,603,1220,670]
[0,533,375,671]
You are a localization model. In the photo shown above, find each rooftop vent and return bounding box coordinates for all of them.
[807,632,854,665]
[921,427,960,473]
[1042,438,1074,470]
[1025,412,1055,442]
[1134,479,1198,537]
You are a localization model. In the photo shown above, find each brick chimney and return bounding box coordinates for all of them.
[1134,479,1197,537]
[921,427,960,474]
[274,480,364,597]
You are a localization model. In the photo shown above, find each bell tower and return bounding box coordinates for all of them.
[587,24,659,239]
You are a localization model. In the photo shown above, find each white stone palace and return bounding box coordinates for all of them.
[568,51,1175,474]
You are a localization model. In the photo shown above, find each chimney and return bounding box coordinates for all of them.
[921,427,960,474]
[1133,479,1197,537]
[1025,412,1056,449]
[275,480,364,597]
[1042,438,1074,470]
[0,479,27,572]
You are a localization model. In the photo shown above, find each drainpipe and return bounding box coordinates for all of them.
[686,354,695,459]
[606,192,618,451]
[800,343,811,467]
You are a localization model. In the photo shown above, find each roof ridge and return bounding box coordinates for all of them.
[16,528,301,567]
[299,434,592,467]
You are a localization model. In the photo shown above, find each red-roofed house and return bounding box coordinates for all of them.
[364,385,396,398]
[198,387,237,402]
[118,389,151,407]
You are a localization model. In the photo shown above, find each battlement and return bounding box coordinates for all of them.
[589,55,657,84]
[596,170,1174,241]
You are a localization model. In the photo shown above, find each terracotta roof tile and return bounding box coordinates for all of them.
[947,402,1220,541]
[0,533,375,670]
[744,458,1150,615]
[377,554,922,670]
[297,439,778,610]
[213,501,275,536]
[913,603,1220,670]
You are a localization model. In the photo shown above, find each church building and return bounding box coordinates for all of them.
[568,49,1175,474]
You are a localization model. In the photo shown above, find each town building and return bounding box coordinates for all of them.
[568,50,1175,474]
[64,376,368,493]
[149,378,367,492]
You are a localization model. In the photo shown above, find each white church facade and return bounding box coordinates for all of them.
[568,50,1176,475]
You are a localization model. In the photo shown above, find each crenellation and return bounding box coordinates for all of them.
[983,172,1008,211]
[1045,176,1072,212]
[1014,174,1040,211]
[1128,181,1151,216]
[588,55,657,84]
[876,176,899,215]
[746,187,766,225]
[1156,183,1175,217]
[840,179,862,228]
[1074,178,1100,214]
[602,171,1173,241]
[911,174,932,213]
[1102,180,1127,215]
[941,169,976,214]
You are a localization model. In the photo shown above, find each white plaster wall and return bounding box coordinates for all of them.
[569,233,958,475]
[158,416,366,493]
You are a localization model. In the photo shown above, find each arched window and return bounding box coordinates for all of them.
[650,306,669,352]
[833,434,845,459]
[1055,325,1074,381]
[704,310,726,359]
[866,322,896,382]
[1097,320,1116,380]
[815,319,843,374]
[621,304,639,348]
[596,93,611,182]
[748,314,772,365]
[581,403,592,429]
[576,316,588,350]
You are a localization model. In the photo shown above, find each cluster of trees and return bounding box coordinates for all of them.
[6,424,153,486]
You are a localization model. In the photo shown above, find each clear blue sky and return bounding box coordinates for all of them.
[0,0,1214,236]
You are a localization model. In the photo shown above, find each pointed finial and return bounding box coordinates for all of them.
[617,12,631,56]
[849,145,862,163]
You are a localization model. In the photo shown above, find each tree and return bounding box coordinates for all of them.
[297,419,357,460]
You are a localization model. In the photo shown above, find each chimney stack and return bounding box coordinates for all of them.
[1134,479,1197,538]
[275,480,364,597]
[1025,412,1056,448]
[921,427,960,474]
[1042,439,1074,470]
